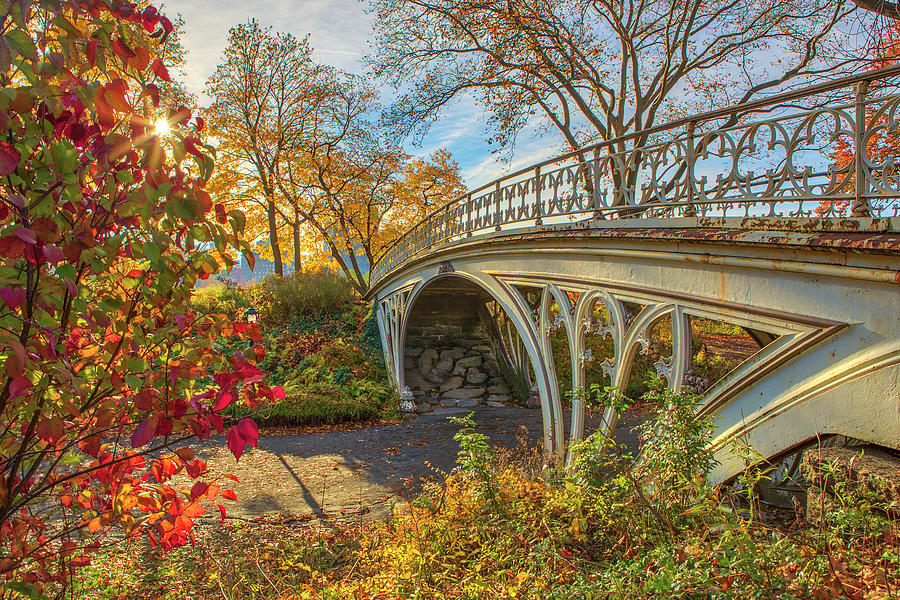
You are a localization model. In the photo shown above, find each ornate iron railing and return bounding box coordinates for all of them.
[370,65,900,288]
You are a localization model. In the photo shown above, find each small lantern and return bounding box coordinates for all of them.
[244,307,259,324]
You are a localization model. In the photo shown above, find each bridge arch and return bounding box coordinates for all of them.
[371,223,900,477]
[370,68,900,477]
[377,269,565,457]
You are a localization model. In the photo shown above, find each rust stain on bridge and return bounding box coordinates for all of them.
[535,224,900,254]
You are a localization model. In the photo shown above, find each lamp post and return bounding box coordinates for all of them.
[244,308,259,348]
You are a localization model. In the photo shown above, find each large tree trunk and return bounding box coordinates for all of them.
[266,196,283,276]
[292,207,303,274]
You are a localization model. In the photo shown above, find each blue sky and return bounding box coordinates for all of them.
[164,0,557,190]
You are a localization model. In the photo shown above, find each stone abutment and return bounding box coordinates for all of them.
[403,284,515,413]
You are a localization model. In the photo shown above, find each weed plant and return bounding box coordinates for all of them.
[79,390,899,599]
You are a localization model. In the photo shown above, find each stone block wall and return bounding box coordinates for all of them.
[403,290,513,413]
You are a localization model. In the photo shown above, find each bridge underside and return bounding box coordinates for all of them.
[402,278,521,412]
[373,218,900,481]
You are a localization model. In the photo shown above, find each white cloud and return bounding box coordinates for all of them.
[165,0,373,102]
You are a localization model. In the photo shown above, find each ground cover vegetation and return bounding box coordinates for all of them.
[4,0,899,596]
[192,271,396,428]
[76,391,899,599]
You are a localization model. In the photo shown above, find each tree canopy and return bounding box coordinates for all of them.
[0,1,279,594]
[369,0,881,158]
[205,21,465,291]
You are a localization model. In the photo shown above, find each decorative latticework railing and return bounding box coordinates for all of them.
[370,66,900,288]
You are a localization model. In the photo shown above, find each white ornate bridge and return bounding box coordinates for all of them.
[369,67,900,481]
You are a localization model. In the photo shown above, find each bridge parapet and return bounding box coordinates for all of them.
[371,66,900,289]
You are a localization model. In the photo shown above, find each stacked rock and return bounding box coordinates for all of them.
[404,344,513,413]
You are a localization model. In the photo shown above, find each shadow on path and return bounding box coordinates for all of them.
[187,404,648,525]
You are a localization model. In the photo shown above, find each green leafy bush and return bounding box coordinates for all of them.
[194,270,392,427]
[251,270,356,325]
[191,278,251,319]
[229,340,395,426]
[247,381,391,426]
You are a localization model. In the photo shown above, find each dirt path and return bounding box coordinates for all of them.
[188,405,648,526]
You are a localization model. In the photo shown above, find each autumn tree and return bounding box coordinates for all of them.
[267,70,464,292]
[205,27,465,288]
[0,1,280,595]
[382,148,466,239]
[369,0,875,172]
[205,20,317,276]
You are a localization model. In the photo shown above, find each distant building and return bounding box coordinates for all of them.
[213,244,369,287]
[228,252,294,285]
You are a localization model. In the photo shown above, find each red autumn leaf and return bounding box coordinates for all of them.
[0,236,25,258]
[216,504,226,525]
[174,447,195,462]
[170,106,191,127]
[131,46,150,71]
[7,338,25,371]
[13,228,36,245]
[272,386,286,400]
[101,85,131,113]
[193,189,212,214]
[59,541,77,558]
[160,15,173,36]
[141,6,159,29]
[205,482,220,500]
[226,427,246,461]
[63,278,77,296]
[78,435,102,457]
[223,474,240,483]
[8,376,31,398]
[212,390,234,411]
[86,38,99,66]
[130,415,157,448]
[5,356,21,378]
[0,141,21,176]
[32,217,59,243]
[184,459,208,478]
[151,59,171,82]
[113,39,136,59]
[190,481,208,500]
[221,489,237,502]
[93,93,116,128]
[236,418,259,448]
[36,417,64,444]
[182,501,205,518]
[195,116,204,132]
[183,138,204,159]
[0,287,26,309]
[143,83,160,108]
